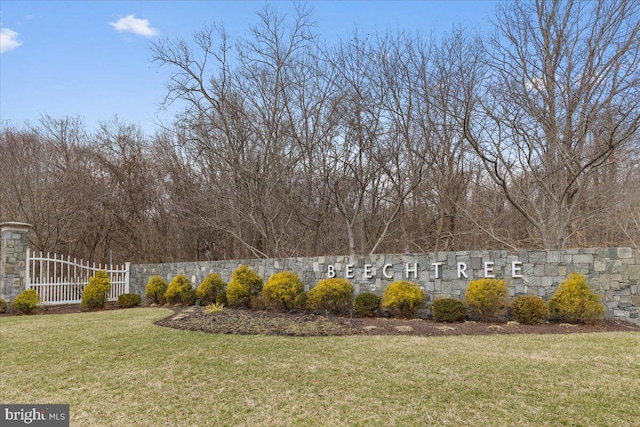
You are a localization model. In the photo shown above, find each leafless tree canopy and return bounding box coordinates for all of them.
[2,1,639,263]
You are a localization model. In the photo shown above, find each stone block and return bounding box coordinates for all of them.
[528,251,547,264]
[547,251,561,263]
[618,247,633,259]
[573,254,593,264]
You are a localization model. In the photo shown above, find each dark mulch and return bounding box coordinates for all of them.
[4,303,639,337]
[154,306,640,337]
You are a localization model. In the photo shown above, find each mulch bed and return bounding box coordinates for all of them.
[154,306,640,337]
[4,303,639,337]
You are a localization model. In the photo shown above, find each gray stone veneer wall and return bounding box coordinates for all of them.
[1,222,32,303]
[130,247,640,325]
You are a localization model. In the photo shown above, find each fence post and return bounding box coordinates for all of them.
[0,222,32,303]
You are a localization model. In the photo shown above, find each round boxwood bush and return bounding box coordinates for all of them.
[11,289,40,314]
[164,274,194,305]
[353,292,381,317]
[227,265,263,308]
[0,297,7,314]
[432,297,466,322]
[81,270,111,310]
[510,295,549,324]
[464,278,509,322]
[196,273,226,305]
[307,278,354,314]
[145,276,168,304]
[381,281,425,318]
[262,271,304,311]
[117,293,142,308]
[548,272,604,323]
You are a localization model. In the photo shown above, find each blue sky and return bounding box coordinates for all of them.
[1,1,498,135]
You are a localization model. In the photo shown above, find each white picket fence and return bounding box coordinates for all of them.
[26,249,130,305]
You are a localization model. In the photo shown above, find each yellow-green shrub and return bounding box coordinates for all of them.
[511,295,549,324]
[81,270,111,310]
[196,273,226,305]
[432,297,466,322]
[227,265,263,308]
[353,292,381,317]
[145,276,168,304]
[0,297,7,313]
[117,293,142,308]
[11,289,40,314]
[464,278,509,322]
[262,271,304,310]
[381,281,425,317]
[164,274,194,304]
[307,278,354,314]
[548,272,604,323]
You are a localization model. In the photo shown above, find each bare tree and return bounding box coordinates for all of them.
[463,0,640,248]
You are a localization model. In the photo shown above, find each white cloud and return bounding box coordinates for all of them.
[0,28,23,53]
[109,14,158,38]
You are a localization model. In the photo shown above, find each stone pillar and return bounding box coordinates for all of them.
[0,222,31,302]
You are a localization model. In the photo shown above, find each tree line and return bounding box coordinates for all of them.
[1,0,639,264]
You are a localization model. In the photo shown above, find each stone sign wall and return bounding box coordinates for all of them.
[129,247,640,324]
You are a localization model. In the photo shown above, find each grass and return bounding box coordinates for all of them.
[1,308,639,426]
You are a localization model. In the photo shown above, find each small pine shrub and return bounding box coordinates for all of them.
[0,298,7,313]
[145,276,168,304]
[11,289,40,314]
[464,278,509,322]
[262,271,304,311]
[117,293,142,308]
[381,281,425,318]
[511,295,549,324]
[227,265,263,308]
[548,272,604,323]
[196,273,226,305]
[307,278,354,314]
[353,292,381,317]
[181,288,197,306]
[432,298,466,322]
[81,270,111,310]
[164,275,194,304]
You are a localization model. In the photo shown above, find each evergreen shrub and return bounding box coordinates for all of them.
[353,292,381,317]
[307,278,354,314]
[548,272,604,323]
[227,265,263,308]
[381,281,425,317]
[145,276,168,304]
[464,278,509,322]
[510,295,548,324]
[432,298,466,322]
[81,270,111,310]
[196,273,226,305]
[11,289,40,314]
[262,271,304,310]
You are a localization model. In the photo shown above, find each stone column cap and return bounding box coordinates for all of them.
[0,222,32,232]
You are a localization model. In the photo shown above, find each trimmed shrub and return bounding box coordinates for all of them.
[511,295,549,324]
[354,292,381,317]
[464,278,509,322]
[11,289,40,314]
[217,289,228,306]
[117,293,142,308]
[81,270,111,310]
[432,298,466,322]
[548,272,604,323]
[227,265,263,308]
[145,276,168,304]
[196,273,226,305]
[0,297,7,314]
[307,278,354,314]
[164,274,194,305]
[262,271,304,310]
[381,281,425,317]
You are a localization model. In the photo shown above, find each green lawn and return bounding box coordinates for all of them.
[1,308,639,426]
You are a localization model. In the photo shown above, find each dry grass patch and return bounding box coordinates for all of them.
[1,308,639,426]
